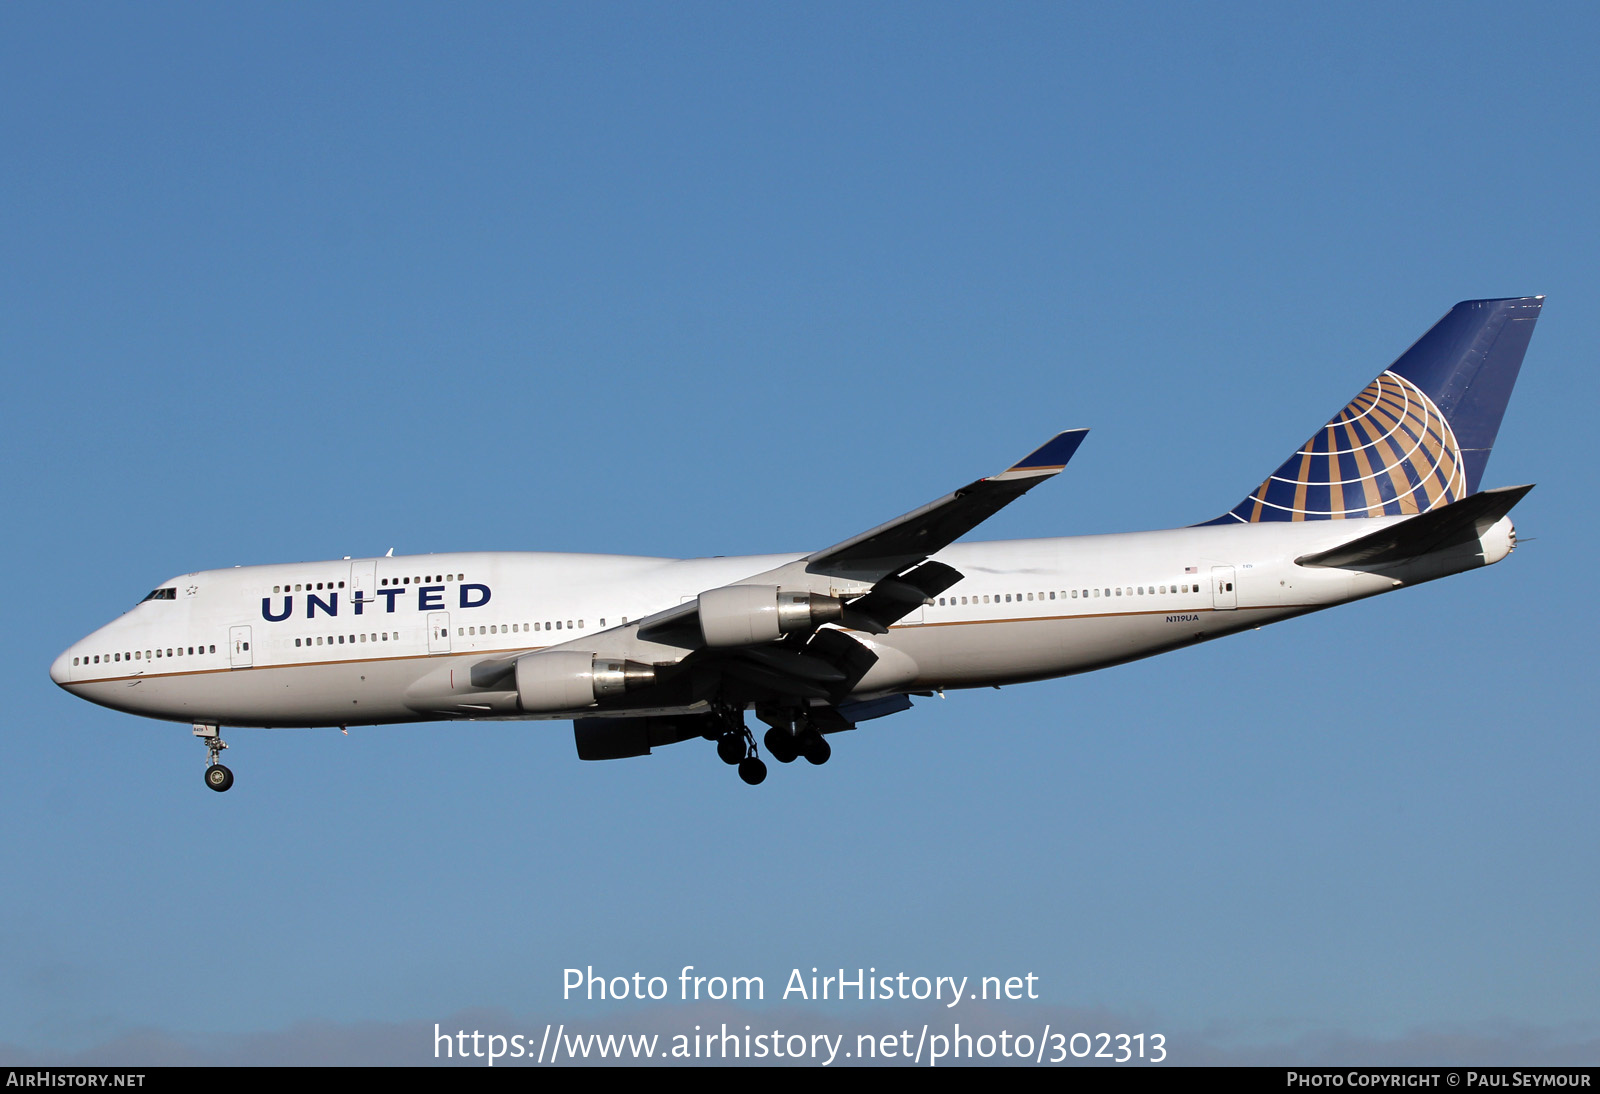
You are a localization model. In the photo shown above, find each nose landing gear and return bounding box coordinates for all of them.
[193,723,233,793]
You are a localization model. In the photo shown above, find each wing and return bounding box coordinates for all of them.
[636,428,1089,642]
[801,429,1090,582]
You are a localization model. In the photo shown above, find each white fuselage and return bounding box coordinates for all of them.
[50,516,1514,730]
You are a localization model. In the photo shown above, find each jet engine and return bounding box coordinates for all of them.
[697,585,844,647]
[515,651,658,713]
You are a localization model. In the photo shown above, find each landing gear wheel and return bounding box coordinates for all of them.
[716,732,745,765]
[763,727,799,764]
[802,734,831,766]
[738,757,768,785]
[194,724,231,792]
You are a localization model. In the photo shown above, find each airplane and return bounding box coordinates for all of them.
[50,297,1544,791]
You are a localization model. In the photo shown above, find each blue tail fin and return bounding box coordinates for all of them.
[1205,297,1543,524]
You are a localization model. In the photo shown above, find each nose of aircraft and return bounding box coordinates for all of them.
[50,648,72,686]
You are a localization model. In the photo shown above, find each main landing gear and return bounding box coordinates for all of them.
[194,723,233,792]
[708,706,838,785]
[763,718,831,766]
[711,706,767,786]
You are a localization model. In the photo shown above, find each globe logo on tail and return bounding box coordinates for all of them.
[1230,370,1465,522]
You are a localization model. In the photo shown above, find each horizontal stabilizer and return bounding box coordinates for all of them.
[1295,484,1533,569]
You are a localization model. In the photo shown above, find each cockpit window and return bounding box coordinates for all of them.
[142,588,176,602]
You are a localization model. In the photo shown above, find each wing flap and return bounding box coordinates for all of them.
[840,559,963,633]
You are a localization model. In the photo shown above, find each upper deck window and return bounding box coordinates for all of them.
[142,588,176,602]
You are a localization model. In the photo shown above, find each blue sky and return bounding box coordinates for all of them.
[3,2,1597,1065]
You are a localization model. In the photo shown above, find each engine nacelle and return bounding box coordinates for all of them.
[514,651,657,713]
[698,585,844,647]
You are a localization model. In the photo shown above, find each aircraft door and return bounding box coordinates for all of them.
[349,560,377,613]
[1211,566,1237,610]
[428,612,451,654]
[229,625,254,667]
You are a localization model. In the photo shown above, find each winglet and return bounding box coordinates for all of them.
[992,429,1090,480]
